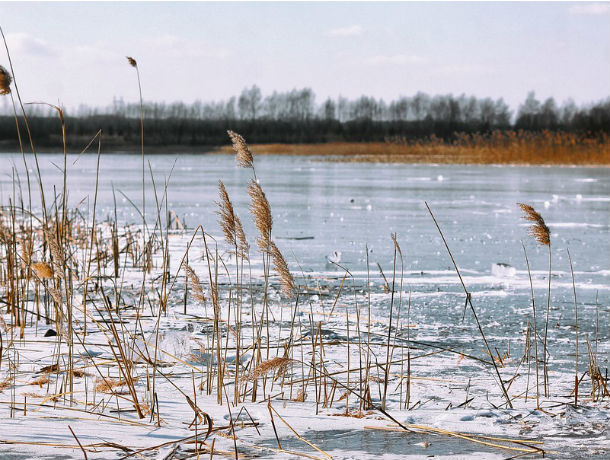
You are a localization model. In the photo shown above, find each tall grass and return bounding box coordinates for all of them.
[214,130,610,165]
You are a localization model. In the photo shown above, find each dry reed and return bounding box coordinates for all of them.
[251,357,294,379]
[31,262,53,279]
[518,203,550,246]
[0,64,11,95]
[184,265,206,304]
[269,241,295,297]
[227,130,254,169]
[248,180,272,250]
[213,131,610,165]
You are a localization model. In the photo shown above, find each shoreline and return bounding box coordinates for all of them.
[0,141,608,166]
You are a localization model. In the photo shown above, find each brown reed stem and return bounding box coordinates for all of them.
[425,201,513,409]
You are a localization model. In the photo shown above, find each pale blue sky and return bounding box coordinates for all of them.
[0,1,608,111]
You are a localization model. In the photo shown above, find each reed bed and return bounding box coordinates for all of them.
[0,37,608,460]
[213,130,610,165]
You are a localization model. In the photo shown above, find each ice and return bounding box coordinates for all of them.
[491,262,516,278]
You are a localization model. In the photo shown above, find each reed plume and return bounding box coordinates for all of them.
[0,64,11,95]
[251,357,293,379]
[217,180,249,258]
[44,226,65,278]
[517,203,550,246]
[248,180,272,250]
[31,262,53,280]
[269,241,295,297]
[234,214,249,258]
[184,265,206,304]
[227,130,254,169]
[126,56,137,68]
[217,180,237,247]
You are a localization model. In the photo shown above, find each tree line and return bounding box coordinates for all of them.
[0,88,608,149]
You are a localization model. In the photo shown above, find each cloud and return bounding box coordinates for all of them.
[365,54,425,66]
[141,34,231,59]
[5,33,56,57]
[326,25,364,37]
[568,3,610,15]
[436,64,493,75]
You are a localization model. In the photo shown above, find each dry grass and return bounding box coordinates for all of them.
[212,130,610,165]
[251,357,294,379]
[0,64,11,95]
[95,377,137,394]
[228,129,254,169]
[248,180,272,250]
[269,241,295,298]
[31,261,53,279]
[30,376,50,388]
[518,203,550,246]
[185,264,206,304]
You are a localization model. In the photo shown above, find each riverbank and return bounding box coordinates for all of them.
[212,136,610,165]
[2,133,608,165]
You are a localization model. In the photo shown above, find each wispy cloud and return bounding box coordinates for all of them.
[141,34,231,59]
[326,25,363,37]
[568,3,610,15]
[365,54,425,66]
[436,64,493,75]
[6,33,56,57]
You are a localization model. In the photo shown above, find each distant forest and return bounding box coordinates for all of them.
[0,87,608,150]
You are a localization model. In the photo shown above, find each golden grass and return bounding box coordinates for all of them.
[228,129,254,169]
[95,377,138,394]
[251,357,293,379]
[0,64,11,95]
[29,376,50,388]
[212,130,610,165]
[518,203,550,246]
[269,241,295,298]
[31,261,53,279]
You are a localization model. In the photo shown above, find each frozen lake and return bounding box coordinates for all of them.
[2,153,608,272]
[2,153,609,354]
[0,152,609,458]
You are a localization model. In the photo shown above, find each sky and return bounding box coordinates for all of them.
[0,1,609,112]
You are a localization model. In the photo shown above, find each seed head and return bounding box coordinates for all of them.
[248,180,272,250]
[227,130,254,169]
[269,241,295,298]
[518,203,550,246]
[0,65,12,95]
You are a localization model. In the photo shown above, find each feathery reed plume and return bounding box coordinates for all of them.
[227,130,254,169]
[126,56,137,68]
[248,180,272,249]
[217,180,236,247]
[269,241,295,297]
[251,357,293,379]
[518,203,550,246]
[184,265,206,304]
[217,180,249,258]
[293,387,306,402]
[0,64,11,95]
[234,214,250,258]
[30,376,49,388]
[44,226,65,278]
[31,262,53,280]
[0,376,11,392]
[48,286,63,306]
